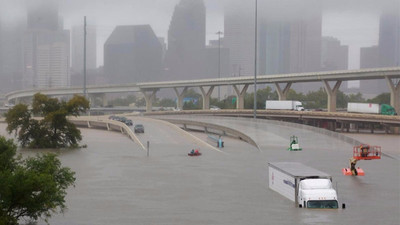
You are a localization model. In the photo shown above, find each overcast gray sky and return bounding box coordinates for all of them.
[1,0,396,69]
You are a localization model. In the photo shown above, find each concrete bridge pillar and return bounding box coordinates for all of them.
[87,94,95,107]
[233,84,249,109]
[142,89,158,112]
[199,86,215,110]
[385,76,400,115]
[173,87,188,110]
[274,82,292,100]
[323,80,342,112]
[101,94,108,107]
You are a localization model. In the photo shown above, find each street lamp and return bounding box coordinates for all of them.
[253,0,258,119]
[216,31,223,101]
[83,16,87,98]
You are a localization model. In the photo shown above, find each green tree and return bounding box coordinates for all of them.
[244,86,278,109]
[108,95,137,107]
[347,92,365,103]
[0,136,75,224]
[154,98,176,107]
[304,88,327,109]
[367,93,390,104]
[5,93,89,148]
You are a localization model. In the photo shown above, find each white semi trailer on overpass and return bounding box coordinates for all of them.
[265,100,304,111]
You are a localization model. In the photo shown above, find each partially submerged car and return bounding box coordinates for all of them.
[134,124,144,133]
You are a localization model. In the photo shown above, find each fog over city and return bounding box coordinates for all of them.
[0,0,398,95]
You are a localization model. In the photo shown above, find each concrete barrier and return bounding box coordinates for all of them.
[68,116,146,150]
[160,118,260,150]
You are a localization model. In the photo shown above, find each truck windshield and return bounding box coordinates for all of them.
[307,200,338,209]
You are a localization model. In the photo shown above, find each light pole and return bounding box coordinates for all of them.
[216,31,223,101]
[253,0,258,119]
[83,16,87,98]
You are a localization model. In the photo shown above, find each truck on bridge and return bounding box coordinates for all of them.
[347,102,396,115]
[265,100,304,111]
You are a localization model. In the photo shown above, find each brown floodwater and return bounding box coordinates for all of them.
[0,116,398,225]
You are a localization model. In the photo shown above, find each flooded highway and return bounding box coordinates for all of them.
[0,115,399,225]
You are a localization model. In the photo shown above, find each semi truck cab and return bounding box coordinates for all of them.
[298,179,338,209]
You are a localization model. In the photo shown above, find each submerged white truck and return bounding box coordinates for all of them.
[268,162,344,209]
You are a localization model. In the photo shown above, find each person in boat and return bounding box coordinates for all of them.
[190,149,195,155]
[350,157,358,176]
[194,149,199,154]
[360,145,369,157]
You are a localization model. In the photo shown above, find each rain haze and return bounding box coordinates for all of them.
[0,1,400,225]
[0,0,398,93]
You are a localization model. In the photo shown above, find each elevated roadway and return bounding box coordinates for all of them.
[146,109,400,134]
[5,67,400,113]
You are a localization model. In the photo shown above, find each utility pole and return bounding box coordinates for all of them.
[253,0,258,119]
[83,16,87,98]
[216,31,223,101]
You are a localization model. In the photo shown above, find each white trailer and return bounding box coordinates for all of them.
[265,100,304,111]
[347,102,380,114]
[268,162,342,209]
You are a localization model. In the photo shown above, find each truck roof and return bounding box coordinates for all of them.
[268,162,331,178]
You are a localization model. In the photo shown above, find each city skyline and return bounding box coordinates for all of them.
[0,0,394,69]
[0,0,398,96]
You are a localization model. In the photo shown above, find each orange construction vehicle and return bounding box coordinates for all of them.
[342,144,381,176]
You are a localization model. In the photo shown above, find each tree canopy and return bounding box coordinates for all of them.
[5,93,89,148]
[0,136,75,224]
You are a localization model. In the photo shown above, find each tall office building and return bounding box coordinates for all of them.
[164,0,206,80]
[360,5,400,96]
[224,1,255,77]
[23,0,71,89]
[379,8,400,67]
[360,46,379,69]
[104,25,163,84]
[0,21,25,92]
[23,30,70,88]
[258,20,291,75]
[321,37,348,71]
[225,0,322,80]
[288,12,322,74]
[71,25,97,74]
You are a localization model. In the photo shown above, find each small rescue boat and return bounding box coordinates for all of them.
[188,149,201,156]
[342,167,365,176]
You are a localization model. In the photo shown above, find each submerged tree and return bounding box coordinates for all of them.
[5,93,89,148]
[0,136,76,224]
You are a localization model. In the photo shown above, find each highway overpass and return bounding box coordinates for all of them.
[4,67,400,113]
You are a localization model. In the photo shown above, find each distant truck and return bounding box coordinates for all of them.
[268,162,343,209]
[347,102,397,115]
[265,100,304,111]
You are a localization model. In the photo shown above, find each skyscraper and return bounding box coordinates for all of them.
[225,0,322,81]
[104,25,163,84]
[23,30,70,88]
[379,8,400,67]
[258,20,291,75]
[23,0,70,89]
[224,1,255,77]
[164,0,206,80]
[0,21,25,92]
[321,37,348,71]
[360,4,400,96]
[288,11,322,74]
